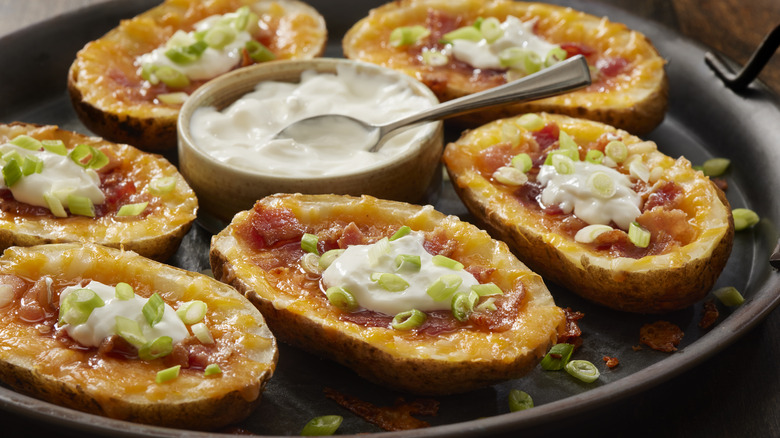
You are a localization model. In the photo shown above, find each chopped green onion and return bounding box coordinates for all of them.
[301,233,320,255]
[390,225,411,241]
[475,297,498,312]
[552,154,575,175]
[508,389,534,412]
[499,47,541,74]
[204,363,222,376]
[451,292,474,322]
[66,194,95,217]
[585,149,604,164]
[587,171,616,198]
[391,308,427,330]
[10,135,42,151]
[191,322,214,344]
[394,254,422,272]
[140,63,160,85]
[301,415,343,436]
[478,17,503,43]
[42,139,68,155]
[156,365,181,384]
[115,282,135,300]
[544,148,578,164]
[176,300,207,324]
[115,315,147,348]
[367,237,390,266]
[43,192,68,218]
[702,158,730,177]
[574,224,614,243]
[558,130,578,151]
[245,40,276,62]
[116,202,148,217]
[492,166,528,186]
[713,286,745,307]
[59,288,106,326]
[421,48,449,66]
[565,359,600,383]
[732,208,759,231]
[148,176,177,196]
[545,46,568,67]
[231,6,253,32]
[165,40,208,64]
[629,160,650,182]
[138,336,173,361]
[154,66,190,88]
[301,252,322,275]
[511,153,533,173]
[21,156,43,175]
[471,283,503,296]
[604,140,628,163]
[389,25,430,47]
[628,221,651,248]
[426,274,463,301]
[371,272,409,292]
[204,25,237,49]
[2,159,22,187]
[540,343,574,370]
[318,249,344,270]
[142,292,165,327]
[69,144,108,169]
[515,113,545,131]
[325,286,358,312]
[432,254,464,270]
[442,26,483,43]
[157,92,189,105]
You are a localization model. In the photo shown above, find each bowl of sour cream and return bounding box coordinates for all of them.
[177,58,443,226]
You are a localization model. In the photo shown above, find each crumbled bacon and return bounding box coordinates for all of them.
[470,281,525,332]
[422,229,457,258]
[17,277,53,323]
[323,387,438,431]
[602,356,619,368]
[712,177,728,192]
[557,307,584,348]
[636,207,696,250]
[476,143,515,175]
[639,320,683,352]
[560,42,596,59]
[338,222,369,248]
[464,265,495,283]
[240,203,305,249]
[596,57,629,77]
[532,123,560,151]
[698,299,719,329]
[98,335,138,360]
[643,181,683,211]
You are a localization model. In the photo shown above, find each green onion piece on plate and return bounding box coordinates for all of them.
[713,286,745,307]
[478,17,503,43]
[732,208,759,231]
[442,25,483,43]
[157,92,189,105]
[585,149,604,164]
[515,113,545,131]
[372,272,409,292]
[391,308,426,330]
[508,389,534,412]
[59,288,106,326]
[451,292,474,322]
[155,66,190,88]
[301,415,343,436]
[604,140,627,163]
[545,46,568,67]
[2,159,22,187]
[552,154,575,175]
[471,283,503,296]
[702,157,731,177]
[43,192,68,218]
[587,171,617,198]
[540,343,574,370]
[148,176,177,196]
[511,153,533,173]
[565,359,600,383]
[389,25,430,47]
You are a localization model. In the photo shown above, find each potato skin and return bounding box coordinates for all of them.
[443,113,734,313]
[0,243,278,430]
[210,194,565,395]
[0,122,197,262]
[343,0,668,135]
[68,0,327,151]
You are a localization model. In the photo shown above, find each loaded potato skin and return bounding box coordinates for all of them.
[343,0,668,135]
[210,194,565,395]
[443,113,734,313]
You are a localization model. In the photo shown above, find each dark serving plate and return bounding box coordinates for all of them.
[0,1,779,437]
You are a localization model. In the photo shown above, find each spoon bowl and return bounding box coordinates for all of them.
[274,55,591,152]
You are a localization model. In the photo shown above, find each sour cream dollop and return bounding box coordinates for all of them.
[189,64,435,177]
[537,161,641,229]
[59,280,188,348]
[321,232,479,316]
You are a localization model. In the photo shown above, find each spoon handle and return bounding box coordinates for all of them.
[375,55,591,144]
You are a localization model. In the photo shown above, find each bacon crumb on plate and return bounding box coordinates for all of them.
[639,320,684,352]
[698,299,720,329]
[603,356,620,368]
[323,387,439,431]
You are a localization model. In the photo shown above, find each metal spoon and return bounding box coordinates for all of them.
[274,55,591,152]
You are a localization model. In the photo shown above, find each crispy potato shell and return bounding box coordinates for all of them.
[343,0,668,135]
[0,243,277,430]
[210,194,565,395]
[443,113,734,313]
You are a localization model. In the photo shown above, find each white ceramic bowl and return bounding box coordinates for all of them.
[177,58,443,227]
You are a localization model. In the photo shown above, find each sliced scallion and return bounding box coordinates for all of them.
[138,336,174,361]
[42,139,68,155]
[508,389,534,412]
[604,140,627,163]
[191,322,215,344]
[451,292,473,322]
[499,47,541,74]
[702,157,731,177]
[515,113,545,131]
[157,92,189,105]
[389,25,430,47]
[148,176,177,196]
[390,225,411,241]
[574,224,613,243]
[367,237,390,266]
[115,282,135,300]
[475,297,498,312]
[587,171,616,198]
[511,153,533,173]
[204,25,237,49]
[325,286,358,312]
[478,17,503,43]
[59,288,105,326]
[142,292,165,327]
[371,272,409,292]
[441,26,482,43]
[545,46,568,67]
[155,365,181,384]
[165,40,208,64]
[10,135,42,151]
[2,159,22,187]
[426,274,462,301]
[43,192,68,218]
[176,300,207,324]
[204,363,222,376]
[628,221,651,248]
[391,309,426,330]
[245,40,275,62]
[301,233,320,255]
[558,130,578,151]
[540,343,574,370]
[318,249,344,270]
[585,149,604,164]
[565,359,600,383]
[432,254,464,270]
[301,415,343,436]
[116,202,148,217]
[67,194,95,217]
[732,208,759,231]
[21,156,43,175]
[69,144,108,169]
[154,66,190,88]
[713,286,745,307]
[394,254,422,272]
[115,315,147,349]
[421,48,449,66]
[301,252,322,275]
[629,160,650,182]
[492,166,528,186]
[552,154,575,175]
[471,283,503,296]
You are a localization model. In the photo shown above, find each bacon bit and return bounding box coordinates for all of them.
[337,222,368,248]
[164,343,191,368]
[557,307,584,348]
[476,143,515,175]
[632,345,642,351]
[421,229,456,258]
[560,42,596,59]
[636,207,696,248]
[531,123,560,151]
[595,57,629,77]
[698,299,720,329]
[98,335,138,360]
[639,320,684,352]
[603,356,620,369]
[712,177,728,192]
[464,265,495,283]
[643,181,683,211]
[0,274,30,301]
[241,204,305,249]
[323,387,438,431]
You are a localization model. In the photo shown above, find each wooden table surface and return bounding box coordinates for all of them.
[0,1,778,437]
